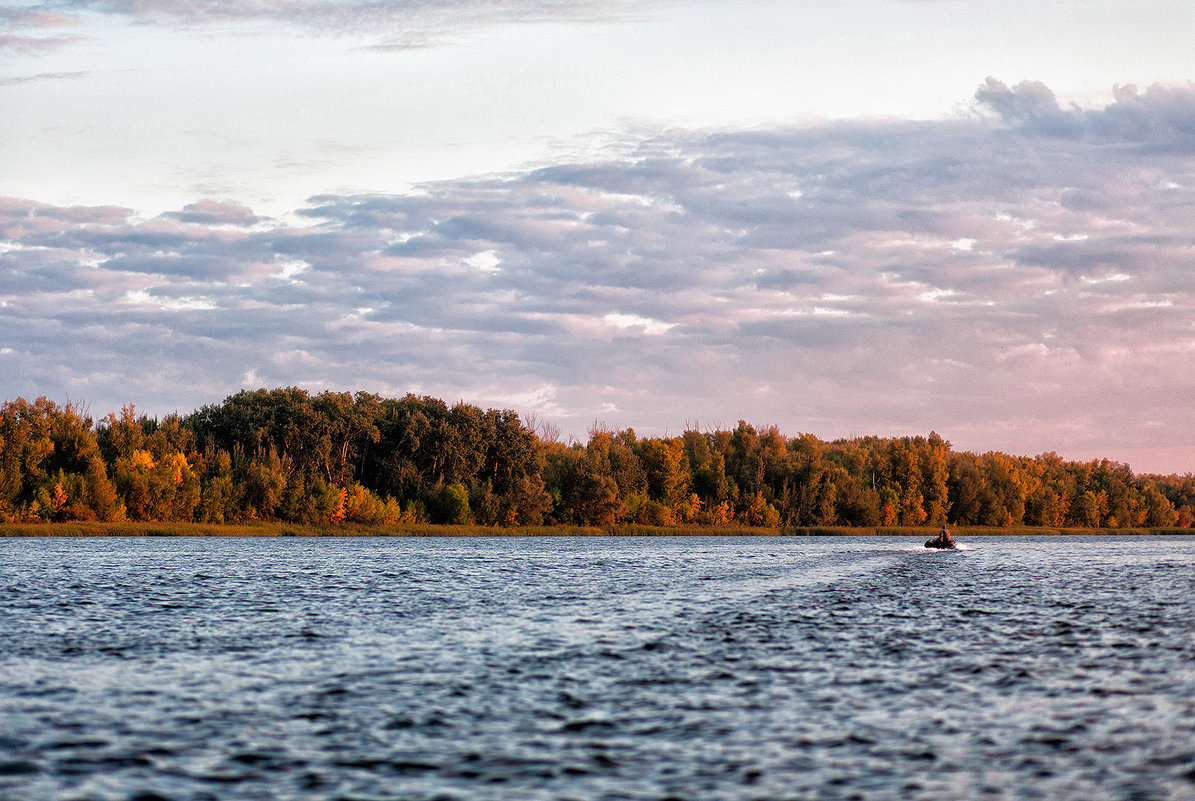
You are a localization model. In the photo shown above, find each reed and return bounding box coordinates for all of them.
[1,522,1186,537]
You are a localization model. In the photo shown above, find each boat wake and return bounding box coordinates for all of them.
[895,542,974,552]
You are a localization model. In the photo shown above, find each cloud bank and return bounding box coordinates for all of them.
[2,81,1194,472]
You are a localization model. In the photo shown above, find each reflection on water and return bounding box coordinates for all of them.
[2,536,1194,800]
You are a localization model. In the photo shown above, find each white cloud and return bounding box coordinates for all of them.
[603,312,674,335]
[463,250,501,273]
[274,259,310,281]
[121,289,216,310]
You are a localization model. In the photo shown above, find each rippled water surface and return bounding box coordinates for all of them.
[2,535,1194,800]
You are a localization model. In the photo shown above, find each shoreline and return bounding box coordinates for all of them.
[2,522,1190,538]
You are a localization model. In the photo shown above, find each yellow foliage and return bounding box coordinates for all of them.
[165,452,189,485]
[709,501,732,526]
[741,492,780,527]
[675,492,703,524]
[343,483,376,523]
[51,482,68,512]
[372,497,405,525]
[881,502,898,527]
[399,500,427,524]
[130,449,156,471]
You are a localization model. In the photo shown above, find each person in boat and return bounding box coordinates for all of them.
[925,523,957,549]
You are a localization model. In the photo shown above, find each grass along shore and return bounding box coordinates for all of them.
[1,522,1190,537]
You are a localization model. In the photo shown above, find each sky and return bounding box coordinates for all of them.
[2,0,1194,474]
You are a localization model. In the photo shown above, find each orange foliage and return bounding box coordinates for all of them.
[330,487,347,524]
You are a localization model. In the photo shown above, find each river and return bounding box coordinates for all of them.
[2,535,1193,800]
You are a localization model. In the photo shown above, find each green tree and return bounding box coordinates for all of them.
[785,433,837,525]
[435,482,472,525]
[199,448,238,523]
[543,445,619,526]
[243,445,290,520]
[1,397,117,521]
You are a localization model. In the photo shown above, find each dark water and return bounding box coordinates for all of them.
[2,536,1194,801]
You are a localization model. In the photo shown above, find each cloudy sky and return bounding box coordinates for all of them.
[2,0,1194,473]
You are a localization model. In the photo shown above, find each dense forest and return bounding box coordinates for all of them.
[1,390,1192,528]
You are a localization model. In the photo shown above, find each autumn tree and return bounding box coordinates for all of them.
[1,397,117,521]
[919,433,951,525]
[3,389,1190,530]
[636,436,689,522]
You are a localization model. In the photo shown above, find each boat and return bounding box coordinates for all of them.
[924,525,958,550]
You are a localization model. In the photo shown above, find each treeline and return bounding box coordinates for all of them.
[2,390,1193,528]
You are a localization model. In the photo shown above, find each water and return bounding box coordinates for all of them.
[2,536,1194,801]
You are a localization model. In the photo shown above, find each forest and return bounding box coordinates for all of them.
[1,389,1193,529]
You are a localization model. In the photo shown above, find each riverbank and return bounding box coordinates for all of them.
[1,522,1189,537]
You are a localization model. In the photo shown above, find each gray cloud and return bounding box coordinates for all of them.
[161,199,265,227]
[977,77,1195,150]
[2,80,1194,471]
